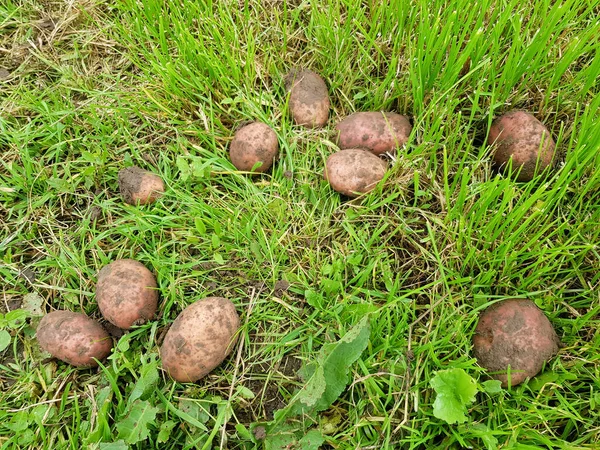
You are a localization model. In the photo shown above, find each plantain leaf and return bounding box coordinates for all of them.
[116,400,158,444]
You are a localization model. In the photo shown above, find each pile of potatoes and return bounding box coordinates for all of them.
[36,66,561,390]
[229,68,555,199]
[37,258,240,382]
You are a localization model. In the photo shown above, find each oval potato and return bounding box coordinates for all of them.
[324,149,387,198]
[473,298,560,387]
[161,297,240,382]
[229,122,279,173]
[37,311,112,367]
[488,111,555,182]
[96,259,158,329]
[335,112,412,155]
[118,166,165,205]
[285,69,330,128]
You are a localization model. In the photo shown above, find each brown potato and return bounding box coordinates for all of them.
[473,298,560,387]
[160,297,240,382]
[37,311,112,367]
[96,259,158,330]
[324,149,387,198]
[118,166,165,205]
[229,122,279,173]
[285,69,330,128]
[335,112,412,155]
[488,111,555,182]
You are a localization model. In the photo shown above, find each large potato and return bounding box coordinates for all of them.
[324,149,387,198]
[118,166,165,205]
[473,298,560,387]
[487,111,555,182]
[335,112,412,155]
[37,311,112,367]
[96,259,158,329]
[160,297,240,382]
[229,122,279,173]
[285,69,330,128]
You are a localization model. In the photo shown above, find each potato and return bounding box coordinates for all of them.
[118,166,165,205]
[37,311,112,367]
[335,112,412,155]
[229,122,279,173]
[324,149,387,198]
[96,259,158,329]
[488,111,555,182]
[160,297,240,382]
[285,69,330,128]
[473,298,560,387]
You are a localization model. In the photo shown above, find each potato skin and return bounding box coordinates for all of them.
[285,69,330,128]
[324,149,387,198]
[473,299,560,387]
[118,166,165,205]
[335,112,412,155]
[488,111,555,182]
[229,122,279,172]
[37,311,112,367]
[160,297,240,382]
[96,259,158,330]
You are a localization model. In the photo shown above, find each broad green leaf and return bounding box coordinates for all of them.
[0,329,11,352]
[157,420,176,444]
[298,429,325,449]
[235,423,253,441]
[236,384,256,399]
[99,441,129,450]
[292,316,371,414]
[481,379,503,394]
[116,400,158,444]
[5,309,28,328]
[128,359,159,405]
[176,156,191,181]
[430,368,478,424]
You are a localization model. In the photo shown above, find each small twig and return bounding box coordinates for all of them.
[7,397,71,412]
[219,288,257,450]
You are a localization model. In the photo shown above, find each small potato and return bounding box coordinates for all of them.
[324,149,387,198]
[118,166,165,205]
[488,111,555,182]
[473,298,560,387]
[285,69,330,128]
[37,311,112,367]
[96,259,158,330]
[229,122,279,173]
[161,297,240,383]
[335,112,412,155]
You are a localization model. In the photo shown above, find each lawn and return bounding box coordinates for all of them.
[1,0,599,449]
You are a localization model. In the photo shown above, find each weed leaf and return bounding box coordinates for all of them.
[292,316,371,413]
[430,368,478,424]
[116,400,158,444]
[0,330,11,352]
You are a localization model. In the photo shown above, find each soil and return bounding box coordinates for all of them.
[234,354,302,423]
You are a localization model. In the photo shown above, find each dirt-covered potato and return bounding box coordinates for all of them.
[160,297,240,382]
[285,69,330,128]
[473,298,560,387]
[335,112,412,155]
[324,149,387,198]
[96,259,158,330]
[118,166,165,205]
[37,311,112,367]
[488,111,555,182]
[229,122,279,173]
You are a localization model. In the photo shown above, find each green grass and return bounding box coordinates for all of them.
[1,0,599,448]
